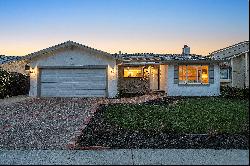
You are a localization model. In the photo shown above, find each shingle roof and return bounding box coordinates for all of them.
[2,41,226,65]
[209,41,249,55]
[0,55,22,64]
[22,40,119,61]
[115,53,222,63]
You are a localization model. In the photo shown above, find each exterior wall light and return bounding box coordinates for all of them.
[25,64,30,70]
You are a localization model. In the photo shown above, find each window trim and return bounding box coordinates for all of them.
[220,68,231,82]
[178,65,210,85]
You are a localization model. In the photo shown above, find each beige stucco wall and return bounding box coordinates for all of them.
[0,59,29,75]
[231,53,248,88]
[29,47,118,98]
[245,52,249,88]
[29,66,39,97]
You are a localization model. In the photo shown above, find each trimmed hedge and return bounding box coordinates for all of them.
[116,89,145,98]
[0,69,29,99]
[220,85,249,99]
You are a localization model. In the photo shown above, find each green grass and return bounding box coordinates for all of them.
[104,97,249,134]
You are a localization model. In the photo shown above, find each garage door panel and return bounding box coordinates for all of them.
[41,68,105,74]
[40,68,107,97]
[73,84,106,90]
[49,94,105,97]
[57,83,74,89]
[42,69,105,74]
[41,83,57,89]
[41,91,107,97]
[41,82,106,90]
[59,90,106,95]
[56,76,106,82]
[69,77,106,82]
[68,73,106,78]
[41,76,58,82]
[41,69,58,75]
[41,76,106,82]
[73,69,106,74]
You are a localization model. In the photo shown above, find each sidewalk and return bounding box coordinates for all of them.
[0,149,248,165]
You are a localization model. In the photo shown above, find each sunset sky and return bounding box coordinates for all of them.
[0,0,249,56]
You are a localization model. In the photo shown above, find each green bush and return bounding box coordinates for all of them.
[0,69,29,99]
[220,86,249,99]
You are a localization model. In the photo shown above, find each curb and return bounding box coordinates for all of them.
[76,146,111,150]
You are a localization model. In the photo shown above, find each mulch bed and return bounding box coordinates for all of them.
[77,98,249,149]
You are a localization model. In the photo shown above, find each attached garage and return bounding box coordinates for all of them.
[40,68,107,97]
[26,41,118,98]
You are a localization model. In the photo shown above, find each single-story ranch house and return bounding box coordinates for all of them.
[0,41,224,97]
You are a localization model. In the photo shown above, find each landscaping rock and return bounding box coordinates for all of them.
[0,94,163,150]
[0,97,94,149]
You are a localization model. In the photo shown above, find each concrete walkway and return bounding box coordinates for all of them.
[0,149,248,165]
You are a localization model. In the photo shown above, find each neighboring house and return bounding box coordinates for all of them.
[0,55,29,75]
[209,41,249,88]
[0,41,223,97]
[0,55,21,65]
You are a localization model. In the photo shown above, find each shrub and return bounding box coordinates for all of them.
[0,69,29,99]
[116,89,145,98]
[0,69,11,98]
[220,85,249,99]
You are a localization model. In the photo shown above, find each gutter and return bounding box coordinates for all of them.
[121,59,227,65]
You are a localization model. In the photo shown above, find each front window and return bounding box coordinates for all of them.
[179,65,209,84]
[220,68,230,79]
[123,67,143,78]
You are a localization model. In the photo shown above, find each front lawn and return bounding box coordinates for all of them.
[77,97,249,149]
[105,97,249,134]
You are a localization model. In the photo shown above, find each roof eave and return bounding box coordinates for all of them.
[121,59,226,65]
[21,41,118,62]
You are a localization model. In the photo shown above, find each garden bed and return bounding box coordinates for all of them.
[77,97,249,149]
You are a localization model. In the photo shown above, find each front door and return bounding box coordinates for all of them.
[150,67,159,90]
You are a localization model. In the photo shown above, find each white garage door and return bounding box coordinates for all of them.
[40,68,107,97]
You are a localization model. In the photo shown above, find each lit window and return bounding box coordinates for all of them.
[123,67,143,77]
[220,68,230,79]
[179,65,209,84]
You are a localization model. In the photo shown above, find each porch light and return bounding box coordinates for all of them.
[109,67,116,77]
[30,68,35,74]
[25,64,30,70]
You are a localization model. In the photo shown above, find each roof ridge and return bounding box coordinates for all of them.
[22,40,115,60]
